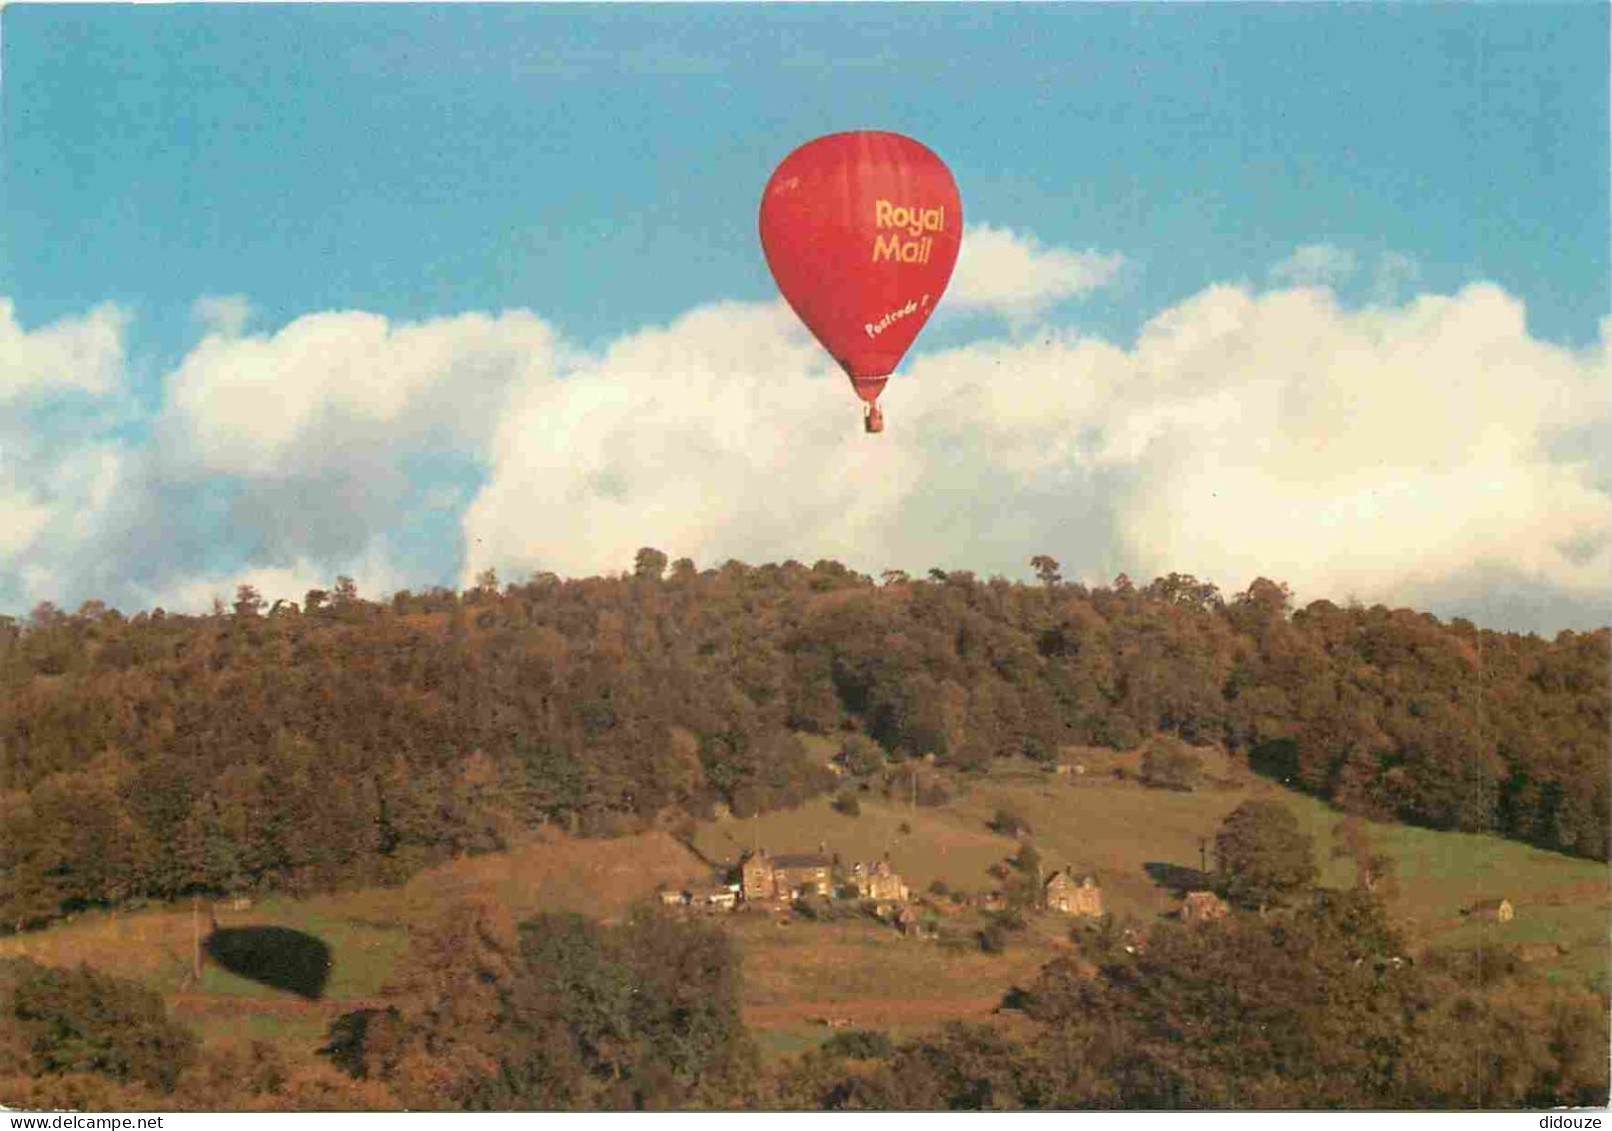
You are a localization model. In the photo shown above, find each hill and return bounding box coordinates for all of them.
[2,559,1605,936]
[3,757,1602,1100]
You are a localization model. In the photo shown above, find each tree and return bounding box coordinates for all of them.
[633,547,669,582]
[988,807,1031,838]
[232,585,265,618]
[1214,801,1318,911]
[1140,735,1204,791]
[837,734,884,777]
[332,576,359,609]
[1030,555,1062,587]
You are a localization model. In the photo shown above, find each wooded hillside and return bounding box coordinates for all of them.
[2,554,1605,930]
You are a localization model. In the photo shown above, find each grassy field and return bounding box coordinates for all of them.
[2,749,1605,1078]
[0,827,711,1057]
[693,751,1609,989]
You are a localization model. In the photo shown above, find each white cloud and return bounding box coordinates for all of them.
[0,299,126,401]
[1268,243,1357,288]
[947,224,1123,321]
[461,300,927,581]
[0,487,52,560]
[462,281,1611,629]
[6,276,1608,635]
[1371,251,1421,305]
[191,294,252,337]
[139,551,412,616]
[912,282,1610,612]
[164,307,559,479]
[0,442,129,608]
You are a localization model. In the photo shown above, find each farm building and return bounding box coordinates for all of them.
[1465,898,1515,922]
[1181,890,1230,924]
[772,852,834,897]
[1045,870,1103,917]
[691,886,737,911]
[741,849,833,901]
[741,852,776,901]
[852,858,910,903]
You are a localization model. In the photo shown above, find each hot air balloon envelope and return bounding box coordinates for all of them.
[759,131,962,426]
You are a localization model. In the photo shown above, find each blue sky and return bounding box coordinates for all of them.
[2,3,1608,633]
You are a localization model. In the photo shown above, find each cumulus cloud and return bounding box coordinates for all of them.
[462,281,1610,631]
[164,308,558,479]
[0,299,126,401]
[1268,243,1357,288]
[947,224,1123,321]
[5,270,1608,635]
[460,301,927,580]
[910,282,1610,617]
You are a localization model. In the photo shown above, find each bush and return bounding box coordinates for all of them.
[822,1028,894,1060]
[837,734,885,777]
[989,807,1031,837]
[977,923,1008,954]
[1141,736,1204,792]
[832,792,861,817]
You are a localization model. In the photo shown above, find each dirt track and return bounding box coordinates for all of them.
[743,995,1001,1030]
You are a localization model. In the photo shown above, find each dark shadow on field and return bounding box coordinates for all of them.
[205,925,332,999]
[1144,861,1216,896]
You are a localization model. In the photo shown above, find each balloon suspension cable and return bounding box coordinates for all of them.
[863,401,885,434]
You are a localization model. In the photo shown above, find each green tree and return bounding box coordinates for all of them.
[1140,735,1204,791]
[633,547,669,582]
[1031,555,1062,587]
[1214,800,1318,911]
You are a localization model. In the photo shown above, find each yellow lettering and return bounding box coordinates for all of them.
[872,232,901,262]
[874,200,893,227]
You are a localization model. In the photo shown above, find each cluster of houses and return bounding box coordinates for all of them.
[659,848,913,914]
[658,844,1133,929]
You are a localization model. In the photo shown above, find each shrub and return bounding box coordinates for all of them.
[822,1029,894,1060]
[989,807,1031,837]
[1140,735,1204,792]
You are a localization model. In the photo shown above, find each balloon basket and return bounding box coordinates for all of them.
[863,403,885,434]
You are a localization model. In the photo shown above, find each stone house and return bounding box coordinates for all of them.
[772,852,834,898]
[855,858,910,903]
[1045,870,1103,917]
[742,849,833,901]
[1181,890,1230,924]
[741,852,777,902]
[1466,898,1515,923]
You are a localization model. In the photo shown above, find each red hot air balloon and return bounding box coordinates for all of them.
[759,131,962,433]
